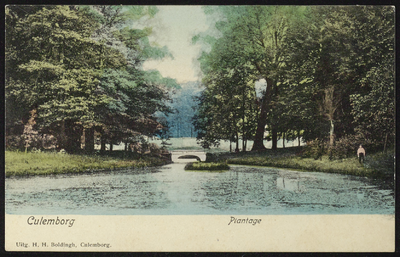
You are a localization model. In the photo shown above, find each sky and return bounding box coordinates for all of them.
[142,6,209,84]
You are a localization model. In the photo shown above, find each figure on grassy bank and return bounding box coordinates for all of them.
[357,145,366,164]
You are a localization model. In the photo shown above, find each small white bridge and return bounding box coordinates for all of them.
[170,150,207,162]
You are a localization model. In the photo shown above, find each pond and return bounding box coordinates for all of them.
[5,162,394,215]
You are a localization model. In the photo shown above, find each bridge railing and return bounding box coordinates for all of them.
[170,150,207,162]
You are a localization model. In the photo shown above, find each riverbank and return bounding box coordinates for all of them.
[5,151,171,177]
[209,148,394,179]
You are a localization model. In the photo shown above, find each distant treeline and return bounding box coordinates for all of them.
[158,81,203,138]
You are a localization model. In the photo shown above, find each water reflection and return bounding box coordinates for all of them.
[5,164,394,215]
[276,177,301,192]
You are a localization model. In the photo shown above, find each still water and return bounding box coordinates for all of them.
[5,162,394,215]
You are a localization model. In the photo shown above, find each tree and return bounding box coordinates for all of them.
[349,6,395,151]
[194,6,308,151]
[281,6,394,154]
[6,6,111,152]
[162,81,202,138]
[193,62,257,151]
[80,5,175,153]
[6,5,178,154]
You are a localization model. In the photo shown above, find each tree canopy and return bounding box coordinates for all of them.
[6,5,179,153]
[6,5,395,156]
[193,6,394,155]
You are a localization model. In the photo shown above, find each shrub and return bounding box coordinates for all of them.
[5,135,25,151]
[185,162,229,171]
[330,134,375,160]
[6,133,57,151]
[301,139,327,159]
[7,110,57,151]
[301,134,380,160]
[148,143,161,155]
[364,150,394,176]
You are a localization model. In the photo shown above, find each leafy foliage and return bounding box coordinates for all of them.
[194,6,394,155]
[6,5,178,153]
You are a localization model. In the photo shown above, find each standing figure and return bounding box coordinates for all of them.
[357,145,366,164]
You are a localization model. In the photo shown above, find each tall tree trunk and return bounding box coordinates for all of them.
[251,78,273,151]
[59,120,67,150]
[101,138,106,153]
[298,129,301,147]
[329,120,335,147]
[328,120,335,160]
[383,132,388,152]
[109,143,113,152]
[84,127,94,153]
[100,127,106,153]
[282,132,285,149]
[271,127,278,150]
[322,86,339,149]
[235,133,239,152]
[64,119,81,153]
[252,116,267,151]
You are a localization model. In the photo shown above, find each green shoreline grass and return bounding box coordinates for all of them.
[184,162,230,171]
[226,152,393,179]
[5,151,170,177]
[6,149,393,179]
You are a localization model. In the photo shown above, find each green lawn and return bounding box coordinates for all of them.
[6,149,393,179]
[5,151,170,177]
[226,150,394,178]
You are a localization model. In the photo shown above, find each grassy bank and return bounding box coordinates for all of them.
[184,162,230,171]
[223,149,394,179]
[5,151,170,177]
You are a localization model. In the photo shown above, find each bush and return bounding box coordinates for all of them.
[5,135,25,151]
[330,134,375,160]
[301,139,327,159]
[148,143,161,155]
[364,150,394,176]
[6,133,57,152]
[301,134,381,160]
[185,162,230,171]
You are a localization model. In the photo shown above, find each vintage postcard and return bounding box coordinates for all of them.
[5,5,395,252]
